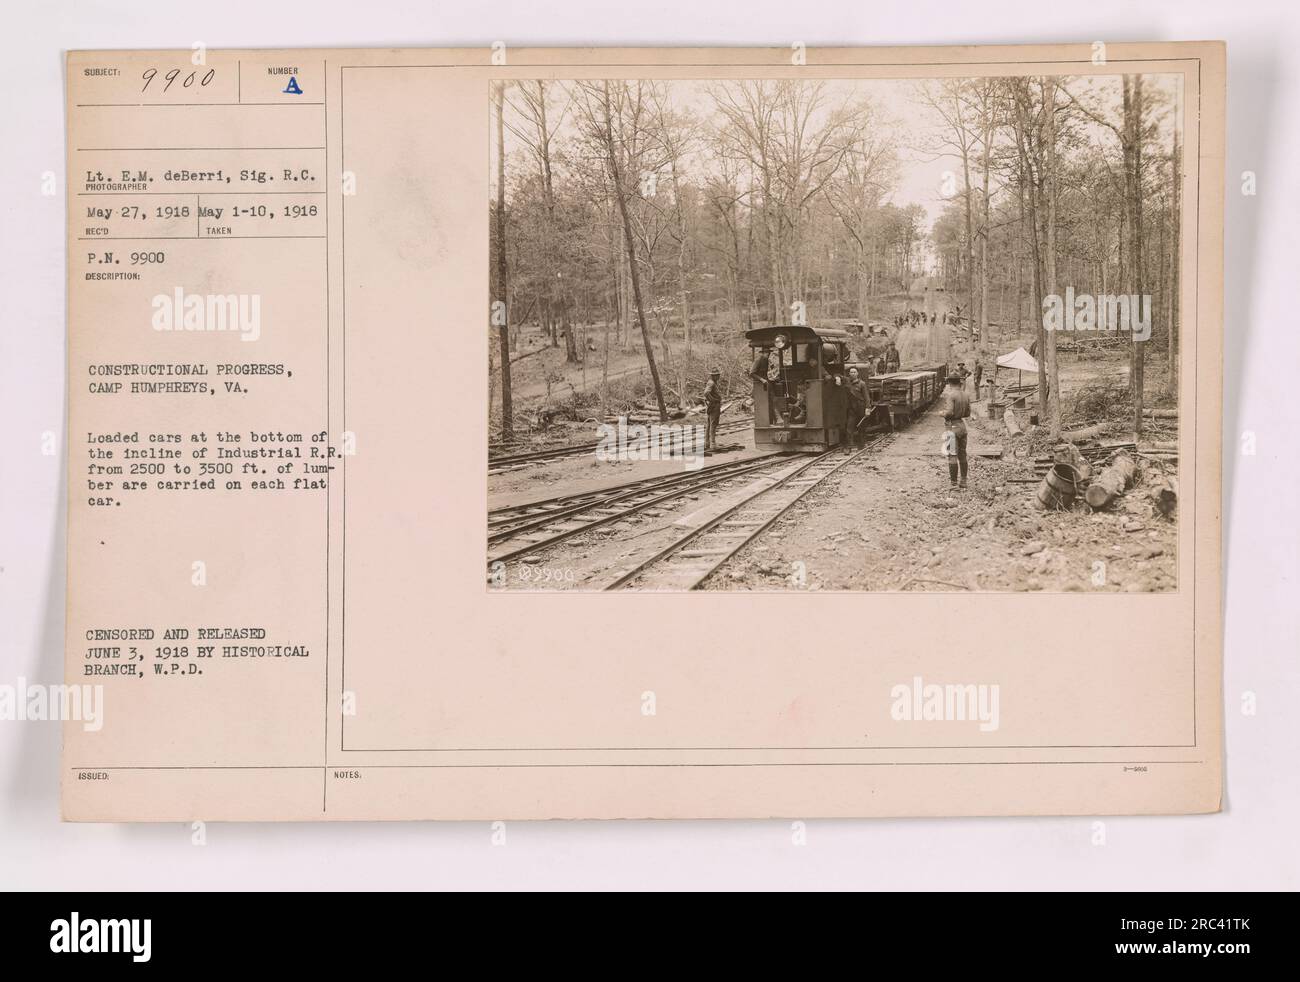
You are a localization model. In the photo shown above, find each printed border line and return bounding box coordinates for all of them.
[74,103,325,107]
[73,760,1204,771]
[324,57,332,812]
[339,57,1200,70]
[342,743,1200,752]
[336,58,1205,762]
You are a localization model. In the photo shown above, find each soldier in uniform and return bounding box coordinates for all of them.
[939,371,972,488]
[703,367,723,451]
[956,362,970,391]
[972,361,984,399]
[844,366,870,447]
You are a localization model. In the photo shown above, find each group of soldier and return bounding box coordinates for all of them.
[703,348,989,483]
[895,307,971,331]
[895,309,937,329]
[739,345,881,448]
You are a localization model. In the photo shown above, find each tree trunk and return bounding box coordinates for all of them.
[601,82,668,421]
[960,141,976,332]
[1167,107,1181,398]
[562,307,578,363]
[494,82,513,442]
[1043,78,1062,440]
[1013,196,1024,338]
[1124,76,1147,436]
[979,108,992,355]
[668,156,692,356]
[1013,89,1049,420]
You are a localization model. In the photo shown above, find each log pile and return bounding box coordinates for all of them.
[1083,452,1138,508]
[1031,442,1134,478]
[1055,334,1125,352]
[1021,440,1178,521]
[1061,421,1114,442]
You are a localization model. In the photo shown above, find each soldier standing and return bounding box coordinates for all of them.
[972,361,984,399]
[844,366,870,447]
[703,367,723,452]
[940,371,972,489]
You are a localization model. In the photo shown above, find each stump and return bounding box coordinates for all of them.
[1084,452,1137,509]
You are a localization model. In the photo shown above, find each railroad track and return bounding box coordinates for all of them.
[488,417,754,474]
[487,451,793,566]
[603,435,892,591]
[489,450,785,537]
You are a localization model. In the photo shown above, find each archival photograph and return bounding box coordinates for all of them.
[487,73,1184,592]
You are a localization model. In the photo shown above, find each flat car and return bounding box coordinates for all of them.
[867,362,947,426]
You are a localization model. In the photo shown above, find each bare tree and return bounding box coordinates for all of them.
[712,80,869,322]
[506,81,581,362]
[1123,75,1147,434]
[573,80,669,421]
[492,76,1181,443]
[1166,89,1181,398]
[647,86,701,361]
[493,81,513,441]
[1008,78,1050,422]
[1061,74,1155,433]
[1042,77,1062,439]
[917,79,980,331]
[825,123,898,331]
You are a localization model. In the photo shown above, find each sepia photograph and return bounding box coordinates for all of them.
[488,73,1185,592]
[2,0,1291,928]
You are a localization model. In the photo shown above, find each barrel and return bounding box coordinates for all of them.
[1033,463,1082,511]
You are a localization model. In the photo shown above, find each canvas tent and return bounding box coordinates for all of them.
[995,346,1039,374]
[994,346,1038,387]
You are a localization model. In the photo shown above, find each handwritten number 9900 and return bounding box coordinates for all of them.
[141,68,216,93]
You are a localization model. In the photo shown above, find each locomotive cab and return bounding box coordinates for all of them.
[746,325,852,452]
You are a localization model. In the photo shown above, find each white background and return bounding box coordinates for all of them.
[2,0,1295,890]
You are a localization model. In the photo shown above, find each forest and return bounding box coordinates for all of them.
[489,74,1183,443]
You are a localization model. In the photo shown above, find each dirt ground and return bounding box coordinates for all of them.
[709,394,1178,593]
[488,386,1178,593]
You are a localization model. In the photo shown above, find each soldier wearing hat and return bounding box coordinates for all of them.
[939,371,972,488]
[844,366,871,447]
[703,367,723,452]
